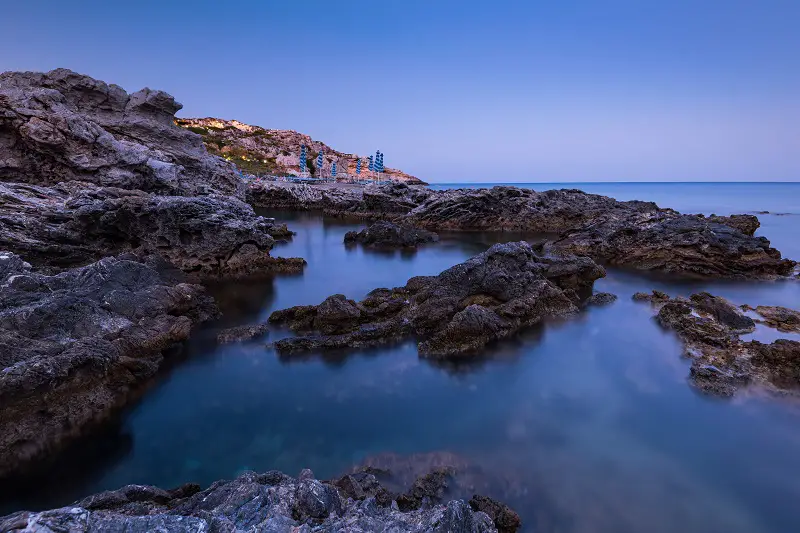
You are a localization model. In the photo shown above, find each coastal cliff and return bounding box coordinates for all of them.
[175,117,427,184]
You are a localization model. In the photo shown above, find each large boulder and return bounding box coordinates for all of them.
[0,68,242,197]
[270,242,605,357]
[0,253,217,479]
[344,220,438,248]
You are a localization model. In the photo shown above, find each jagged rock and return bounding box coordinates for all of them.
[703,214,760,236]
[0,470,504,532]
[469,495,522,533]
[0,253,217,479]
[0,181,304,279]
[216,322,270,344]
[344,221,438,248]
[0,69,242,197]
[632,290,670,302]
[270,242,604,357]
[249,182,794,279]
[635,291,800,397]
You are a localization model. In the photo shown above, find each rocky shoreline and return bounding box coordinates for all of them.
[248,181,795,279]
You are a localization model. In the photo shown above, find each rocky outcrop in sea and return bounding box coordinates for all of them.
[0,468,515,532]
[634,291,800,396]
[248,182,795,279]
[344,221,439,248]
[270,241,605,357]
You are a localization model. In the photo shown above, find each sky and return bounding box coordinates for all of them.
[2,0,799,183]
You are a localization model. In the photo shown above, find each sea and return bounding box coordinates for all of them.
[3,182,799,533]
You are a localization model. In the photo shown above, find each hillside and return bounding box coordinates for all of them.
[175,118,426,184]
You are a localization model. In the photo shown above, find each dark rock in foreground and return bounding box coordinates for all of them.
[344,221,439,248]
[216,322,270,344]
[249,182,795,279]
[0,253,217,479]
[270,242,604,357]
[0,469,512,532]
[635,291,800,397]
[585,292,618,307]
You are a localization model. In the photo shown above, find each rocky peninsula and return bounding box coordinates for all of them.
[248,181,795,279]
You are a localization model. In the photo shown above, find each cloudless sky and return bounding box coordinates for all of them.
[2,0,799,182]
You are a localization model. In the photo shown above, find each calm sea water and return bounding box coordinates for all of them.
[3,183,800,533]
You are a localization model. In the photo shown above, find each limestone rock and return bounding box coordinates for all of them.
[344,221,438,248]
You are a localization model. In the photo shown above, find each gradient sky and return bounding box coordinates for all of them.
[3,0,798,182]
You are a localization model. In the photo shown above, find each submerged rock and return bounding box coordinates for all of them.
[748,305,800,332]
[585,292,618,307]
[270,242,605,357]
[635,291,800,397]
[344,220,439,248]
[249,182,794,279]
[216,322,270,344]
[0,253,217,479]
[0,469,509,532]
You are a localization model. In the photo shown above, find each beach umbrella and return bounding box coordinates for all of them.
[356,158,361,175]
[317,149,324,177]
[368,155,374,172]
[332,161,337,177]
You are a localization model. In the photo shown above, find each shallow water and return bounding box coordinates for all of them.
[4,183,800,533]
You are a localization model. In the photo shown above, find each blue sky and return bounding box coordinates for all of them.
[3,0,798,182]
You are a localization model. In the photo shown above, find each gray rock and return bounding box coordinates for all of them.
[344,221,438,248]
[0,68,242,197]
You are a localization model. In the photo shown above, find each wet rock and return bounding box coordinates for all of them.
[0,68,242,197]
[635,291,800,397]
[585,292,618,306]
[270,242,605,358]
[632,290,670,302]
[396,468,454,511]
[216,322,269,344]
[469,495,522,533]
[2,470,503,532]
[344,220,438,248]
[0,253,217,479]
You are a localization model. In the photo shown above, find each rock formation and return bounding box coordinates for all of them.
[270,242,605,357]
[634,291,800,396]
[249,181,795,279]
[344,221,438,248]
[1,69,242,197]
[216,322,270,344]
[0,252,217,479]
[0,469,512,532]
[0,69,304,279]
[0,181,303,279]
[176,117,427,184]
